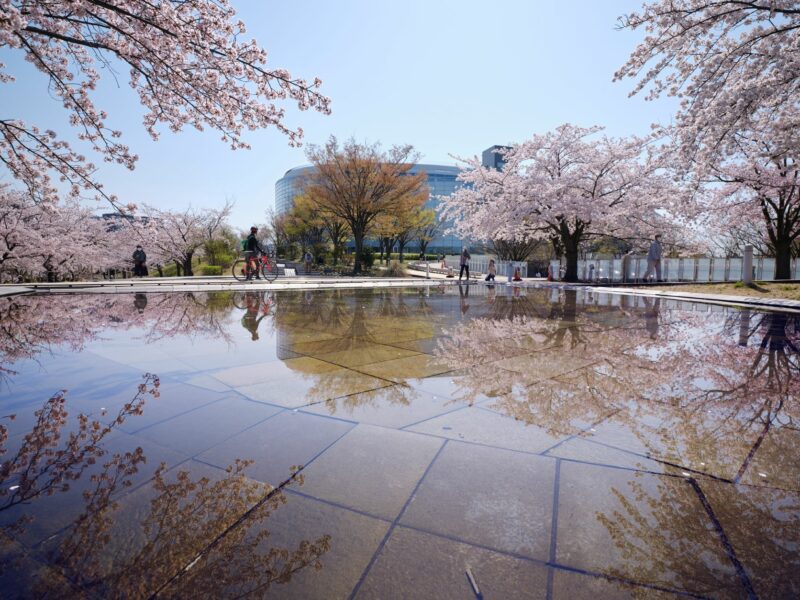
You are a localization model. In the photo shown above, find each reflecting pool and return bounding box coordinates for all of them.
[1,285,798,598]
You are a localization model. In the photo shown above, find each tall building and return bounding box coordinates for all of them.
[274,163,465,254]
[481,145,511,170]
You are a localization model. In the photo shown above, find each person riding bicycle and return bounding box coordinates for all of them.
[244,226,265,280]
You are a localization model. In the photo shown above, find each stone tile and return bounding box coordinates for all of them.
[401,442,555,560]
[182,373,235,392]
[211,356,337,387]
[578,403,762,480]
[356,354,452,382]
[407,406,566,454]
[490,351,596,381]
[738,426,800,490]
[410,367,514,405]
[34,460,241,598]
[702,480,800,599]
[546,437,664,473]
[162,490,390,600]
[314,343,421,368]
[556,462,743,598]
[235,368,391,409]
[551,569,681,599]
[0,533,86,599]
[0,431,187,547]
[356,526,549,599]
[303,386,455,429]
[135,396,282,456]
[115,381,229,433]
[300,424,443,519]
[197,410,354,486]
[389,336,444,354]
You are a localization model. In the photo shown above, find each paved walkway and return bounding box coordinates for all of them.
[0,276,467,298]
[5,275,800,312]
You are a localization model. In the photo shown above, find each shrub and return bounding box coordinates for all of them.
[200,265,223,276]
[360,247,375,269]
[383,261,407,277]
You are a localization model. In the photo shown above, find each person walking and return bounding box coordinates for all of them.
[643,234,663,282]
[458,247,471,281]
[485,259,496,282]
[304,250,313,274]
[132,245,147,277]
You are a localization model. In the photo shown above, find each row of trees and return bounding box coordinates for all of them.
[0,186,245,282]
[441,1,800,281]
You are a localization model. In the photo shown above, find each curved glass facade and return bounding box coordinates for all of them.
[274,163,466,253]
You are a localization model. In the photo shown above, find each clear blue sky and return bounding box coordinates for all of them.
[1,0,676,228]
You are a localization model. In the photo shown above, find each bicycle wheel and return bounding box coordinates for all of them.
[232,259,252,282]
[261,258,279,282]
[231,290,248,309]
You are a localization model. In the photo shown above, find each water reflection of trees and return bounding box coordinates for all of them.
[432,293,799,597]
[0,292,235,379]
[1,379,331,599]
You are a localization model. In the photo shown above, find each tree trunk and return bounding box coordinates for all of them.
[156,264,164,277]
[174,260,183,277]
[183,251,194,277]
[353,234,363,274]
[420,241,429,257]
[775,240,792,280]
[398,241,405,262]
[563,239,580,282]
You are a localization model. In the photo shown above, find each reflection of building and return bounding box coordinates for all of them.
[275,163,465,254]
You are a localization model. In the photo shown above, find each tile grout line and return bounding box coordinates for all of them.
[393,522,708,599]
[347,439,450,600]
[546,458,561,600]
[150,421,359,597]
[688,478,757,599]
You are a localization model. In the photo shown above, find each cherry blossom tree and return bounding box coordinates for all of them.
[439,125,678,281]
[617,2,800,279]
[139,202,232,276]
[0,186,120,281]
[615,0,800,163]
[0,0,330,209]
[699,126,800,279]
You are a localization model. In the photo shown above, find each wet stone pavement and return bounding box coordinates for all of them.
[0,285,798,599]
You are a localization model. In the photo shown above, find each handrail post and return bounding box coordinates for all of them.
[743,245,753,284]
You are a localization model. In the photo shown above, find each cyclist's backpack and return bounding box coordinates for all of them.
[239,239,247,251]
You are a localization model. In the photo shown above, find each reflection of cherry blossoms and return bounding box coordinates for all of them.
[0,292,235,378]
[434,292,800,483]
[1,377,331,598]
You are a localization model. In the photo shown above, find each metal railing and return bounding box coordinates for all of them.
[443,256,528,279]
[548,255,795,283]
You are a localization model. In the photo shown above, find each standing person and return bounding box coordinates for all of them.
[304,250,313,273]
[132,245,146,277]
[458,247,471,281]
[485,259,496,282]
[643,234,663,282]
[244,226,264,280]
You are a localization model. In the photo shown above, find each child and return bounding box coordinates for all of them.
[485,259,496,282]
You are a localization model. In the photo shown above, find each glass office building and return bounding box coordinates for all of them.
[274,163,466,254]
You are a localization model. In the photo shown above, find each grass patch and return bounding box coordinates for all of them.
[649,281,800,300]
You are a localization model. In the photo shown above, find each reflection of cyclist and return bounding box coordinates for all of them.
[241,292,271,340]
[244,226,265,281]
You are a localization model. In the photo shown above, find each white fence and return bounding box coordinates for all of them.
[548,255,795,283]
[443,255,528,279]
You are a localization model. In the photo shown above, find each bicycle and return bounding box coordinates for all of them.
[232,253,279,282]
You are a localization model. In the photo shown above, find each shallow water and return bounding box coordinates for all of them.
[1,285,798,598]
